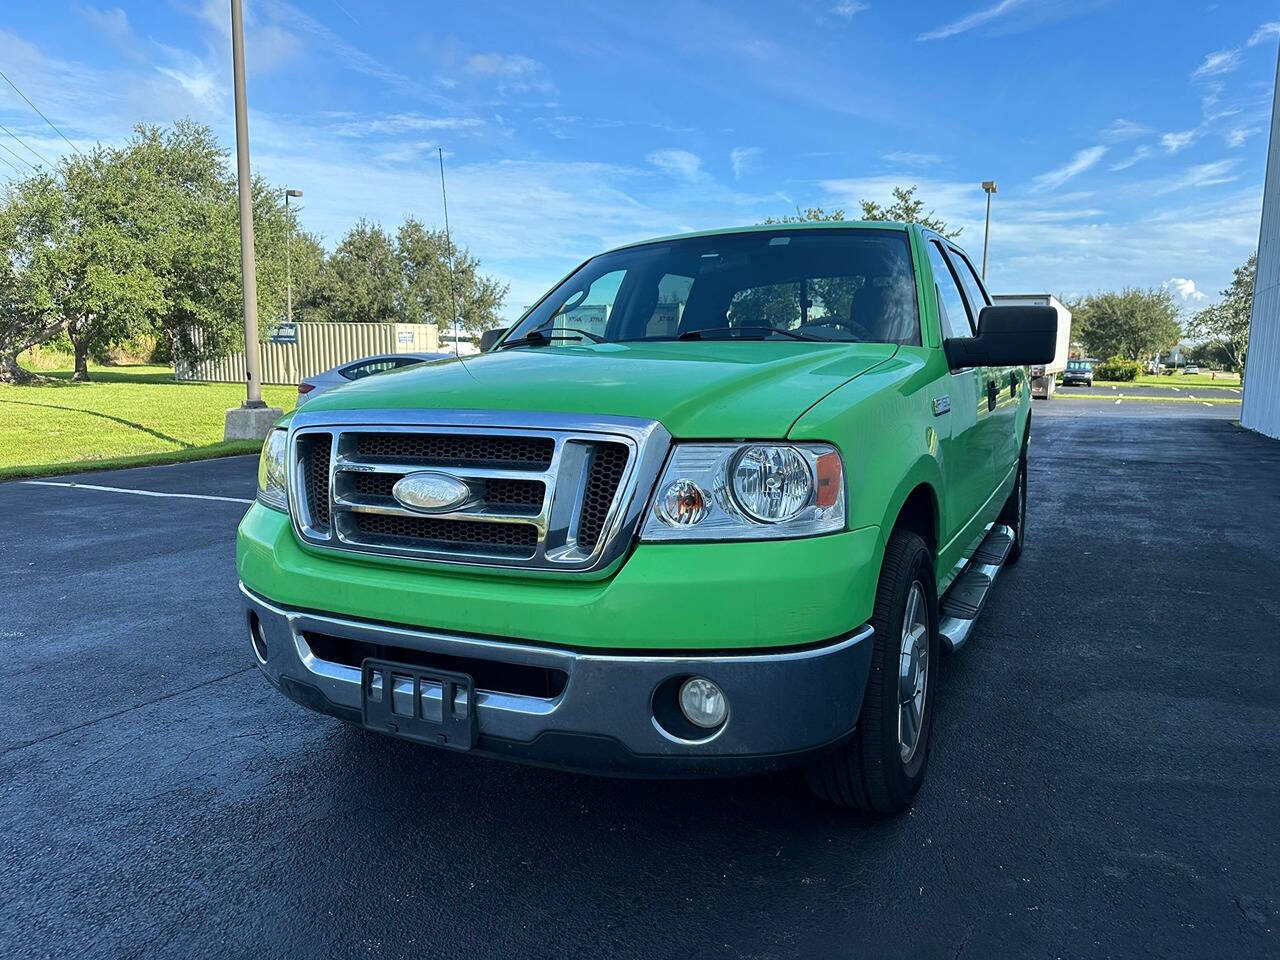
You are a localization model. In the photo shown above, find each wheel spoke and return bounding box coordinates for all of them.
[900,697,920,753]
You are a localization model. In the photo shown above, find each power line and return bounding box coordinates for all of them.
[0,67,82,156]
[0,136,36,173]
[0,121,51,168]
[0,150,21,177]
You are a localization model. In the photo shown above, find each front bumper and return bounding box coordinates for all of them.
[243,585,874,776]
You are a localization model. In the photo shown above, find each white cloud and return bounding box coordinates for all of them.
[917,0,1028,41]
[1031,145,1107,190]
[325,113,485,137]
[647,149,703,181]
[1248,21,1280,47]
[729,146,762,179]
[1226,127,1262,148]
[882,151,943,167]
[1192,49,1242,79]
[1161,130,1197,153]
[831,2,869,17]
[1150,160,1238,195]
[1164,277,1206,301]
[1101,118,1150,142]
[155,65,220,104]
[1110,145,1153,171]
[465,52,554,94]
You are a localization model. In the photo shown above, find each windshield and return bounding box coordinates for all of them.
[501,228,920,347]
[1068,360,1093,371]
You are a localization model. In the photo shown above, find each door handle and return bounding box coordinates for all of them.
[987,378,997,411]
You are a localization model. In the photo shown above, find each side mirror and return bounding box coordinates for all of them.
[944,305,1058,368]
[479,327,509,352]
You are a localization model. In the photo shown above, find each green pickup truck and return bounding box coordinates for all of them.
[238,222,1056,815]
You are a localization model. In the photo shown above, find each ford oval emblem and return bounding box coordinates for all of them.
[391,472,471,514]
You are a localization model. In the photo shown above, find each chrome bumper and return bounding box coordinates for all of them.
[241,584,874,775]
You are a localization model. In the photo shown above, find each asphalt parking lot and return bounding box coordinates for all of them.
[2,404,1277,960]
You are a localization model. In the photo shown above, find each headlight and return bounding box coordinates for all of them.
[639,443,844,542]
[256,428,289,511]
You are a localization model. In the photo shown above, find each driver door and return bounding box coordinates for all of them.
[925,240,994,559]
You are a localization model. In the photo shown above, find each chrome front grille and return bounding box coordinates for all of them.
[286,410,672,574]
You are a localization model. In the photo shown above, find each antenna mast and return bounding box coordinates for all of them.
[438,147,463,360]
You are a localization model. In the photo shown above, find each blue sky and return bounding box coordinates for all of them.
[0,0,1276,318]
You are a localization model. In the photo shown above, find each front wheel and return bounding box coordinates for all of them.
[999,452,1027,565]
[806,529,939,815]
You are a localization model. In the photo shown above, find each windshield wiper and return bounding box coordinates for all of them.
[677,325,820,342]
[498,326,604,350]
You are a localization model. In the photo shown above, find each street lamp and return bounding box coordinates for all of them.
[223,0,282,439]
[981,180,998,281]
[284,188,302,326]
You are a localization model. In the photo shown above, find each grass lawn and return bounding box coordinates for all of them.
[1056,392,1239,404]
[0,364,296,480]
[1129,373,1241,388]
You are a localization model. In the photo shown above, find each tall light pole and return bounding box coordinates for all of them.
[284,188,302,325]
[223,0,281,438]
[981,180,998,281]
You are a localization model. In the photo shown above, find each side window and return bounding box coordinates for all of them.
[948,248,990,321]
[926,241,974,339]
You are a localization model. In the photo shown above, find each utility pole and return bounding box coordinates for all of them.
[223,0,282,439]
[981,180,997,281]
[285,188,302,324]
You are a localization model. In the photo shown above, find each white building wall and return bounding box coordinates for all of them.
[1242,50,1280,439]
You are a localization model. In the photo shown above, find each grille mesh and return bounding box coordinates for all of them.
[483,478,545,513]
[302,434,332,529]
[577,443,629,551]
[353,432,554,470]
[351,472,397,499]
[352,512,537,558]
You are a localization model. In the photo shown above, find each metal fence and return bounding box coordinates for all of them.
[176,322,441,385]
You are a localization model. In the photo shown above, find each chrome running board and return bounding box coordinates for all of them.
[939,524,1014,654]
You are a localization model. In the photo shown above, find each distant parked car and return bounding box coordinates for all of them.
[1061,359,1094,387]
[296,352,449,406]
[1184,363,1200,375]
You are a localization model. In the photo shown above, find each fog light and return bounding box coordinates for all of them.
[678,677,727,728]
[249,613,268,665]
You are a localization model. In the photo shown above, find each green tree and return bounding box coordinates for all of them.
[1185,253,1255,372]
[123,122,294,368]
[308,219,402,323]
[396,217,508,335]
[765,186,959,238]
[1074,288,1182,361]
[59,146,166,380]
[0,174,68,383]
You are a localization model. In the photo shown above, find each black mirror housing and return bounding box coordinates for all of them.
[479,327,509,352]
[944,304,1058,368]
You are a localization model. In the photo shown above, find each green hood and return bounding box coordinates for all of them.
[299,340,898,438]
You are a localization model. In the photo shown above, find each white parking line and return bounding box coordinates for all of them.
[1202,402,1213,407]
[21,480,252,505]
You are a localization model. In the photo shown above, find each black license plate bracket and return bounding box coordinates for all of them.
[360,659,476,751]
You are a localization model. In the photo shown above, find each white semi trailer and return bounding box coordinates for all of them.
[993,294,1072,399]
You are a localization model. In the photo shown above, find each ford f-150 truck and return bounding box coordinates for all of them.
[238,222,1056,815]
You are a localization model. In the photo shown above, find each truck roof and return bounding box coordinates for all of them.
[604,220,913,255]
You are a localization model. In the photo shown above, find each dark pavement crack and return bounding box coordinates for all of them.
[0,666,257,758]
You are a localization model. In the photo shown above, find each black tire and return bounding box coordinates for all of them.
[806,529,939,815]
[999,451,1027,565]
